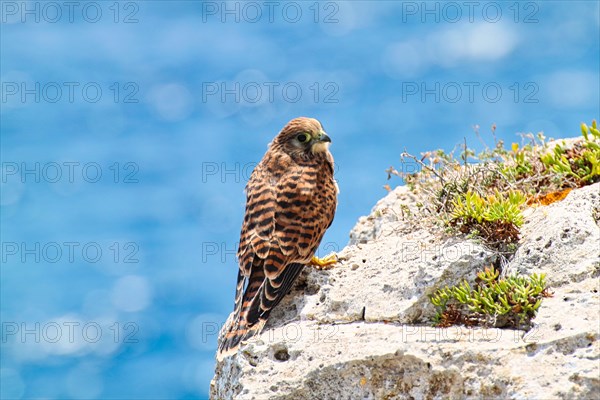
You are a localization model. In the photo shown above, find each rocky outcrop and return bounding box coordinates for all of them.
[211,183,600,400]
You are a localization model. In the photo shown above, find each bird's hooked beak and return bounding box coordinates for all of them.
[316,131,331,143]
[311,130,331,153]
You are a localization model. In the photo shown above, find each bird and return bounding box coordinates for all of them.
[217,117,338,360]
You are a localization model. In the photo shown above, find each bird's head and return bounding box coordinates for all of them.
[273,117,331,158]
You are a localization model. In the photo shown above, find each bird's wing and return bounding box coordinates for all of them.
[237,160,318,318]
[238,164,276,276]
[255,158,336,317]
[218,163,276,359]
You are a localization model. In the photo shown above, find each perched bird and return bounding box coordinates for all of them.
[217,117,338,360]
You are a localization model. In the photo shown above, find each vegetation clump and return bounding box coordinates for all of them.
[539,121,600,186]
[386,120,598,328]
[450,189,526,248]
[430,266,552,329]
[387,119,600,251]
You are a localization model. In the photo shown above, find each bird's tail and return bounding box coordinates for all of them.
[217,315,266,361]
[216,269,266,361]
[216,262,306,360]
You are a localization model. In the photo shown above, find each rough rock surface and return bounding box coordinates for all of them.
[211,183,600,400]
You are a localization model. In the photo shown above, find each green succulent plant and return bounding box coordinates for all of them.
[430,266,549,328]
[540,121,600,184]
[450,189,526,227]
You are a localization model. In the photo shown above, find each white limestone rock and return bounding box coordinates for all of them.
[211,182,600,400]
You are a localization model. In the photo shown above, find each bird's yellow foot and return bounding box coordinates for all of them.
[309,253,338,270]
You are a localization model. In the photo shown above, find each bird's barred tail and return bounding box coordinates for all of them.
[216,262,306,360]
[216,317,265,361]
[216,269,266,361]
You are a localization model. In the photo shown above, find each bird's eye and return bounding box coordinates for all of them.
[297,133,308,143]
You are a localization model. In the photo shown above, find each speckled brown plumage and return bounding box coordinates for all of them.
[217,117,337,360]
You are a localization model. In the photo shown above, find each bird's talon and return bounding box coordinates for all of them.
[309,253,338,270]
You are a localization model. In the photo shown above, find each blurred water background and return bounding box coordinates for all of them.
[1,1,598,398]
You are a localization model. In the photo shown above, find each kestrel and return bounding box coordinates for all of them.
[217,117,338,360]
